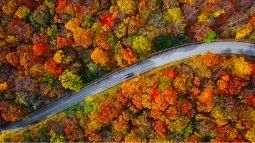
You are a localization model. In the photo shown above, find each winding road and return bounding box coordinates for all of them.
[1,42,255,133]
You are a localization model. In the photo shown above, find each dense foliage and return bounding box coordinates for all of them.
[1,53,255,142]
[1,0,255,124]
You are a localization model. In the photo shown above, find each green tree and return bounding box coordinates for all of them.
[132,35,152,58]
[59,70,84,92]
[30,5,51,27]
[154,34,190,51]
[15,92,43,110]
[49,130,67,143]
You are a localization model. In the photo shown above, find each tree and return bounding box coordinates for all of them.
[65,18,93,48]
[44,58,63,76]
[59,70,84,92]
[49,130,67,143]
[83,62,108,82]
[2,0,17,16]
[154,34,191,51]
[15,6,31,19]
[91,47,111,67]
[117,0,136,15]
[30,5,51,27]
[1,103,24,122]
[33,43,51,57]
[15,92,43,110]
[131,35,152,58]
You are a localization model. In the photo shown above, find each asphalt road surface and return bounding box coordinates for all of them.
[1,42,255,133]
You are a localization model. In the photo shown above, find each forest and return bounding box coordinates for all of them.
[0,53,254,142]
[0,0,255,124]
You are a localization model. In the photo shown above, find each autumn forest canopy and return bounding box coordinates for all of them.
[1,53,255,142]
[0,0,255,134]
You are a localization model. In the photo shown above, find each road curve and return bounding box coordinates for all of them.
[1,42,255,133]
